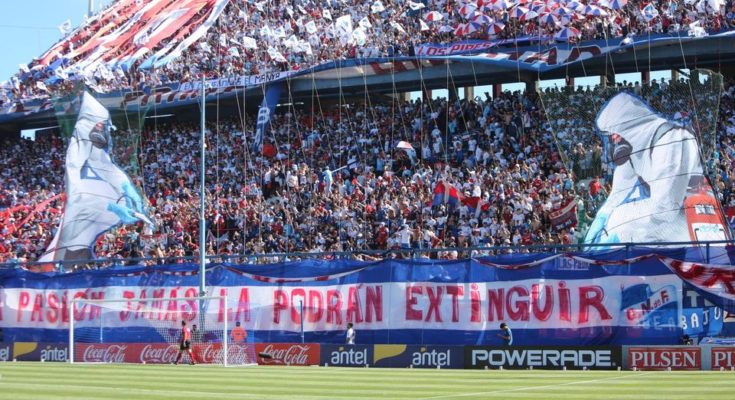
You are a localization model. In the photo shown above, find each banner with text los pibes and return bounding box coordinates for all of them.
[2,247,735,345]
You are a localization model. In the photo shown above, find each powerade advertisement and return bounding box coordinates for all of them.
[2,247,735,345]
[465,346,622,370]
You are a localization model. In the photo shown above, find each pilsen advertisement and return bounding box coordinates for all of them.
[1,247,735,345]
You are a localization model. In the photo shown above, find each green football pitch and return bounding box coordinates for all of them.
[0,363,734,399]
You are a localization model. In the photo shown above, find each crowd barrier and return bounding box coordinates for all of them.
[3,342,735,370]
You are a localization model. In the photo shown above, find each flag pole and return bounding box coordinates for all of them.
[199,74,206,297]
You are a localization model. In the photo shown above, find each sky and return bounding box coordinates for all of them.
[0,0,114,81]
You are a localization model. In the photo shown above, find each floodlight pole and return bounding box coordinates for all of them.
[199,74,206,297]
[88,0,94,17]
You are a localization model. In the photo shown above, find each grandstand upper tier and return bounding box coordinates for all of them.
[3,0,735,128]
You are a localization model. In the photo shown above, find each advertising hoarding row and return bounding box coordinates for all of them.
[4,342,734,370]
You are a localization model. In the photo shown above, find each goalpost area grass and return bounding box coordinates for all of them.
[1,363,735,399]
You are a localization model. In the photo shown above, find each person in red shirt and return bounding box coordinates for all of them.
[589,176,602,197]
[174,320,197,365]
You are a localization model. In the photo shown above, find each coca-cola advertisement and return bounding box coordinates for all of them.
[197,343,257,365]
[74,343,258,364]
[76,343,130,363]
[255,343,320,366]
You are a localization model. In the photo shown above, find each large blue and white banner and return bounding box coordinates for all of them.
[38,92,150,262]
[252,83,283,153]
[3,247,735,345]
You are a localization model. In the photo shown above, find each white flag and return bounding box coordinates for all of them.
[39,93,151,262]
[352,27,367,46]
[18,63,30,73]
[408,1,426,10]
[297,41,313,55]
[243,36,258,49]
[283,35,300,49]
[371,1,385,13]
[335,14,353,36]
[419,19,430,32]
[260,25,273,38]
[58,19,72,35]
[359,16,372,29]
[228,47,240,57]
[36,81,48,92]
[268,46,288,63]
[323,9,333,21]
[305,20,318,34]
[391,21,407,34]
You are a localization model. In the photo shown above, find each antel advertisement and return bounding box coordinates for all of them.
[321,345,373,367]
[626,346,701,370]
[465,346,622,370]
[254,343,320,366]
[13,342,68,361]
[373,345,464,369]
[0,344,10,362]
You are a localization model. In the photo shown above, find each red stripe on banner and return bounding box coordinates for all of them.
[658,255,735,299]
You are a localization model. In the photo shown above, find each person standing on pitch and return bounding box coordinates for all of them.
[191,324,203,343]
[497,323,513,346]
[174,320,197,365]
[231,321,247,343]
[346,322,356,344]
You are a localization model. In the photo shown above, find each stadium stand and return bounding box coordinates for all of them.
[1,76,733,266]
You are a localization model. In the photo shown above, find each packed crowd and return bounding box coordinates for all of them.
[3,0,734,107]
[1,75,734,267]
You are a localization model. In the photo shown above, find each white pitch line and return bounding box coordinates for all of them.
[420,371,657,399]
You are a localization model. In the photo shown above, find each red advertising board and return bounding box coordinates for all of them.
[254,343,321,366]
[627,347,701,370]
[74,343,255,364]
[711,347,735,370]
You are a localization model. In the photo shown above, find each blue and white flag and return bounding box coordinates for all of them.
[251,83,283,153]
[39,92,151,262]
[641,3,659,22]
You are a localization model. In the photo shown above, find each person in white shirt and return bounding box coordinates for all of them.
[346,323,356,344]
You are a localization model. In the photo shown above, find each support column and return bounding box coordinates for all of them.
[565,76,575,88]
[398,92,410,103]
[603,71,616,86]
[641,70,650,84]
[524,80,538,94]
[463,86,474,101]
[423,89,433,102]
[448,85,458,102]
[493,83,502,98]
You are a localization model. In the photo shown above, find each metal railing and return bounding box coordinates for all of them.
[2,240,733,272]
